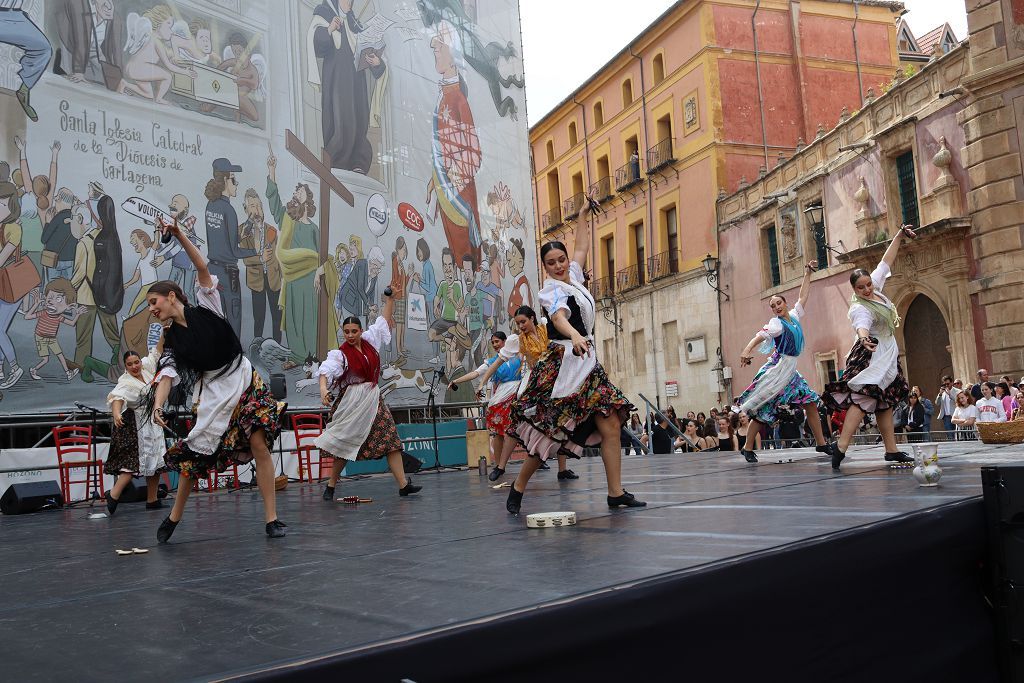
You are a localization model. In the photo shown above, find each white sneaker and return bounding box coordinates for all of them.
[66,368,80,381]
[0,366,23,389]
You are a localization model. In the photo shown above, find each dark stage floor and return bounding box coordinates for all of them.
[0,440,1019,681]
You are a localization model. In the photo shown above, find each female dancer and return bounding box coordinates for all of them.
[737,260,828,463]
[318,290,422,501]
[504,195,645,514]
[473,307,575,481]
[104,349,166,514]
[146,222,286,542]
[824,225,917,469]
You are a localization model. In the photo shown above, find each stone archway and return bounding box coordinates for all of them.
[903,294,953,427]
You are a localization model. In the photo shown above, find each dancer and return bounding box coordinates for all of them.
[824,225,917,470]
[504,195,645,514]
[145,222,286,542]
[318,289,423,501]
[104,349,166,514]
[736,260,828,463]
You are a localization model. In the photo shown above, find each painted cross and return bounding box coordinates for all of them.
[284,128,355,357]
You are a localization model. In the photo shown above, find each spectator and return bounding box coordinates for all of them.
[976,382,1007,423]
[952,391,978,440]
[911,385,934,439]
[695,412,707,437]
[676,419,711,452]
[935,375,959,438]
[972,369,990,400]
[649,413,675,454]
[736,413,761,452]
[715,416,738,452]
[892,399,909,440]
[996,382,1014,419]
[685,411,696,420]
[777,404,804,447]
[703,409,718,439]
[625,413,646,455]
[953,379,964,390]
[1000,376,1019,399]
[905,393,926,443]
[1012,386,1022,420]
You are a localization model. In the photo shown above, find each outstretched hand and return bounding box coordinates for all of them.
[899,224,917,239]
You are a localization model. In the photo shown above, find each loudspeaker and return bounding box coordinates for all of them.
[402,451,422,474]
[119,477,149,503]
[270,373,287,400]
[982,466,1024,682]
[1,481,64,515]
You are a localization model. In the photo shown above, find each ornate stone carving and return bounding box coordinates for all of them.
[816,123,826,139]
[854,176,870,220]
[865,87,876,104]
[933,136,953,186]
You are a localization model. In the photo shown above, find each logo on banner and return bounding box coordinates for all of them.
[366,193,389,236]
[407,292,428,331]
[398,202,424,232]
[147,322,164,352]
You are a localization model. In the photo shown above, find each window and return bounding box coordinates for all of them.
[602,235,615,280]
[546,170,561,213]
[815,352,839,390]
[545,140,554,164]
[896,151,920,228]
[632,221,645,287]
[662,321,679,369]
[806,200,828,269]
[664,206,678,272]
[568,121,578,146]
[593,101,604,128]
[763,224,781,288]
[622,78,633,107]
[632,330,647,373]
[597,155,610,183]
[653,54,665,85]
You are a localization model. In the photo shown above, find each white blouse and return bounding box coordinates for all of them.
[108,349,159,409]
[849,262,895,335]
[758,302,806,340]
[537,261,595,338]
[318,316,392,387]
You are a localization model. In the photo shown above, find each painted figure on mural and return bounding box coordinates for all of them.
[121,4,197,105]
[216,32,267,125]
[41,187,78,285]
[23,277,82,381]
[505,237,532,326]
[240,187,282,344]
[340,235,384,326]
[170,17,214,65]
[486,181,525,246]
[151,194,199,296]
[0,0,52,121]
[388,235,410,362]
[122,228,159,315]
[428,246,471,372]
[309,0,386,174]
[266,152,320,370]
[330,242,353,330]
[13,136,59,261]
[53,0,125,89]
[204,157,255,339]
[426,19,482,266]
[0,180,33,390]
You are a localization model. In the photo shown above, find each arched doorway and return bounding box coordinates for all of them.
[903,294,953,430]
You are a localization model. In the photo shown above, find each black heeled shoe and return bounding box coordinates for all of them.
[557,469,579,480]
[538,460,550,470]
[105,492,119,516]
[506,484,524,515]
[323,485,335,501]
[145,500,164,510]
[829,443,846,471]
[157,516,179,544]
[741,450,758,463]
[266,519,287,538]
[884,451,913,463]
[815,443,831,454]
[607,490,646,508]
[487,467,505,482]
[399,479,422,496]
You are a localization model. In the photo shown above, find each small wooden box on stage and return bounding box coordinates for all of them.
[465,428,492,465]
[172,63,240,110]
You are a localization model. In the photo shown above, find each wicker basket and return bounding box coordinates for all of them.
[978,420,1024,444]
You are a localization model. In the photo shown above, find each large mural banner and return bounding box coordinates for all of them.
[0,0,535,414]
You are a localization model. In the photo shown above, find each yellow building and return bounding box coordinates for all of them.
[529,0,903,411]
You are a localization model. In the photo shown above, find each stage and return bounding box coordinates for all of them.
[0,440,1016,681]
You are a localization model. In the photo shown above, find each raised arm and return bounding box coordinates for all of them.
[739,333,765,367]
[572,190,597,268]
[796,260,817,310]
[881,224,915,271]
[448,368,481,392]
[381,289,396,327]
[164,219,211,289]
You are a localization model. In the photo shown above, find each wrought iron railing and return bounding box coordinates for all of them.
[647,137,675,172]
[541,206,562,232]
[589,176,613,201]
[616,264,644,292]
[590,276,615,301]
[563,193,585,221]
[615,160,642,191]
[647,250,679,280]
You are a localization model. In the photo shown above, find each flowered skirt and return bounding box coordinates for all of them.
[104,411,166,477]
[824,337,909,414]
[354,396,403,461]
[486,394,515,437]
[738,354,819,425]
[164,372,284,479]
[508,344,632,461]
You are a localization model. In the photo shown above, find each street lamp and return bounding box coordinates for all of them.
[802,202,845,260]
[597,295,622,331]
[702,253,730,301]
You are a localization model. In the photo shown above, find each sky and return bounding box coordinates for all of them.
[519,0,971,126]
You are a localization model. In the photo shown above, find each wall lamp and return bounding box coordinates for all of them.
[802,203,846,257]
[702,253,730,301]
[598,295,623,331]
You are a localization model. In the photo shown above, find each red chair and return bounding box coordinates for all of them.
[210,464,241,490]
[53,425,105,504]
[291,413,328,482]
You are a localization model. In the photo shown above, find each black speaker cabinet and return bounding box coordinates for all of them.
[270,373,287,400]
[982,466,1024,683]
[1,481,64,515]
[119,477,149,503]
[402,451,422,474]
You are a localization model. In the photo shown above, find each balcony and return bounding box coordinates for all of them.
[647,250,679,281]
[589,176,613,201]
[615,160,642,192]
[590,276,615,301]
[615,264,645,293]
[563,193,585,221]
[646,137,676,172]
[541,206,562,232]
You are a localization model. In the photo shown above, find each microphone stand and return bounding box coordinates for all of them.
[419,365,458,473]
